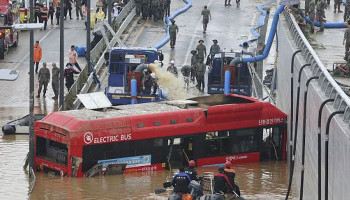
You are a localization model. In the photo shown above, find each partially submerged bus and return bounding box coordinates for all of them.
[34,94,287,177]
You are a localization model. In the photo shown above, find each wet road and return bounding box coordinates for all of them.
[0,11,88,114]
[1,0,297,199]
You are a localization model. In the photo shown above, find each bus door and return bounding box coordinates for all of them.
[261,126,286,160]
[166,136,197,169]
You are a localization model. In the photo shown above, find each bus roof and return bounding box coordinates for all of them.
[35,94,287,140]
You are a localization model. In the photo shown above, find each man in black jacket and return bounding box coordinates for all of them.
[171,167,191,193]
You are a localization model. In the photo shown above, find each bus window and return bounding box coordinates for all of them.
[230,128,261,154]
[36,136,68,166]
[205,131,231,156]
[82,138,165,172]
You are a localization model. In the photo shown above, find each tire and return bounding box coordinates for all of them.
[0,39,4,59]
[13,33,19,47]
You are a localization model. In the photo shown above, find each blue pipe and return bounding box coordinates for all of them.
[305,17,347,28]
[131,78,137,104]
[241,0,276,47]
[224,70,231,94]
[243,5,285,63]
[152,0,192,49]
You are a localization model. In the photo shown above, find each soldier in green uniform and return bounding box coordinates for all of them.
[135,0,142,16]
[165,0,171,17]
[344,0,350,21]
[142,0,150,20]
[158,0,164,21]
[316,0,326,32]
[305,0,310,14]
[196,39,207,61]
[151,0,158,21]
[343,20,350,53]
[201,5,211,33]
[36,62,51,98]
[196,58,206,92]
[334,0,343,13]
[169,19,178,48]
[190,50,198,83]
[210,39,220,55]
[309,0,316,33]
[51,63,60,100]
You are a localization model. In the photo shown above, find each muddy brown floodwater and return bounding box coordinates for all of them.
[0,131,297,200]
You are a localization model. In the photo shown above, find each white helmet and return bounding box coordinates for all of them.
[170,60,175,64]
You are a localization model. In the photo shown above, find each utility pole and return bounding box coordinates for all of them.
[59,0,65,110]
[29,0,35,170]
[87,0,91,72]
[108,0,112,25]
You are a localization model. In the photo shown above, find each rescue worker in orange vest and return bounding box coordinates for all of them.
[224,161,241,196]
[40,3,49,30]
[213,166,233,194]
[33,40,42,74]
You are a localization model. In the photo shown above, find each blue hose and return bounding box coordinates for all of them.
[224,70,231,94]
[131,78,137,104]
[152,0,192,49]
[241,0,276,47]
[305,16,347,28]
[243,5,285,63]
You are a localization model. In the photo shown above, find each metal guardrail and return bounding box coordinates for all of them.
[28,167,36,195]
[65,0,136,110]
[284,11,350,126]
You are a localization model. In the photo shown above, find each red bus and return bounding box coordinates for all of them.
[34,94,287,177]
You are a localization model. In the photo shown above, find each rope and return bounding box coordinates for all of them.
[182,149,190,163]
[271,139,279,160]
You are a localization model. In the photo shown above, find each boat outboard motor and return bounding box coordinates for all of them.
[168,193,182,200]
[189,180,204,198]
[204,194,225,200]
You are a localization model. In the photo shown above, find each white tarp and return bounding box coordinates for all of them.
[0,69,19,81]
[77,92,112,109]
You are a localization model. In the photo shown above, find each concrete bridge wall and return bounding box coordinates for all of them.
[276,11,350,199]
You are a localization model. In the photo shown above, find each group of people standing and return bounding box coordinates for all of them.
[33,41,82,100]
[33,0,121,30]
[135,0,171,21]
[168,5,211,49]
[34,0,85,28]
[163,39,220,93]
[305,0,327,33]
